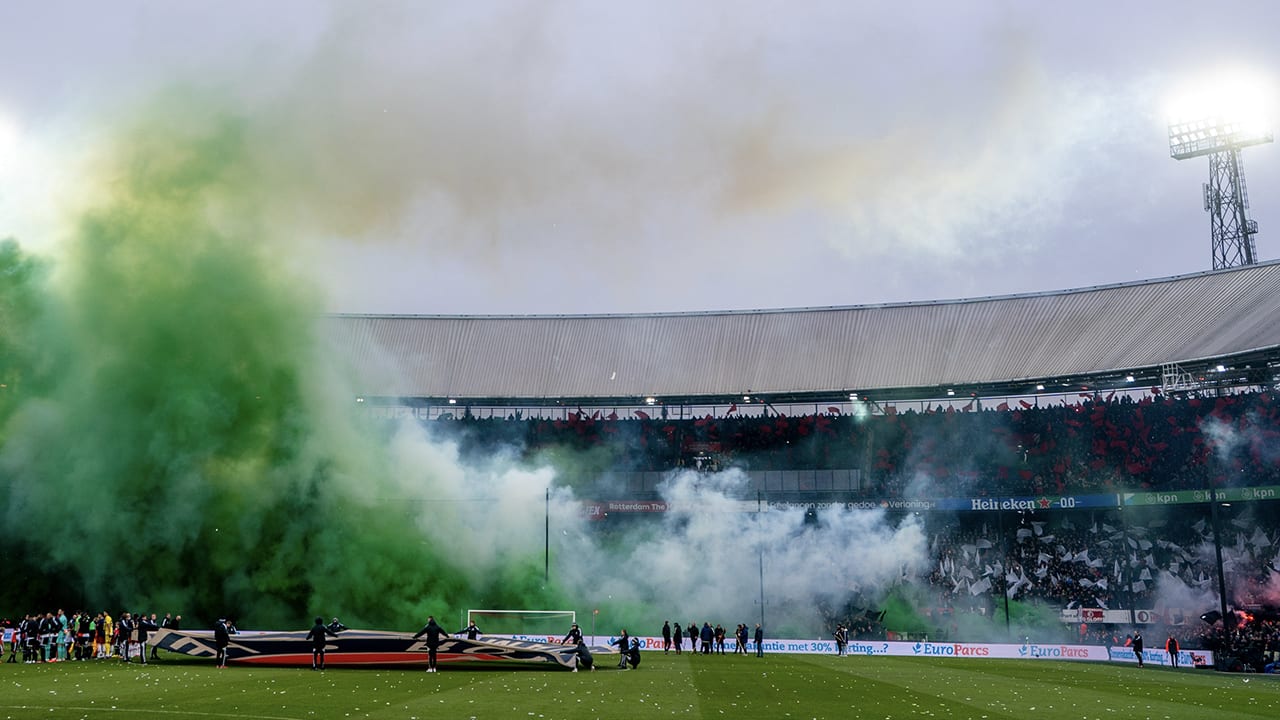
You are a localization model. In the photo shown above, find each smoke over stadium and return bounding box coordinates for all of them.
[0,93,931,634]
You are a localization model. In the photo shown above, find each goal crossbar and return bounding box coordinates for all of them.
[467,609,575,623]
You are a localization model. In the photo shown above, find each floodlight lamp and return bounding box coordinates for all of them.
[946,389,955,396]
[355,397,365,403]
[1035,384,1045,391]
[1125,375,1135,382]
[645,397,656,405]
[1216,364,1226,372]
[849,393,858,401]
[448,398,457,404]
[1167,68,1275,159]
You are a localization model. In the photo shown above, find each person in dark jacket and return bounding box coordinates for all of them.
[116,613,135,663]
[412,616,449,672]
[76,613,92,661]
[613,629,631,668]
[662,621,672,654]
[672,622,683,655]
[754,624,764,657]
[135,614,158,664]
[574,639,594,672]
[327,617,347,635]
[39,613,58,663]
[1165,635,1180,668]
[462,620,482,640]
[627,638,641,669]
[1132,631,1144,668]
[306,617,337,670]
[687,622,698,653]
[214,619,231,668]
[561,623,582,645]
[700,622,713,654]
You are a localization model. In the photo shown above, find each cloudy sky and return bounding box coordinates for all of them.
[2,0,1280,316]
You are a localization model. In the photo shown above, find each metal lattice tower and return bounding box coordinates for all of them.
[1170,117,1273,269]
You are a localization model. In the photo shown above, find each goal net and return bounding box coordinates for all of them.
[465,609,576,638]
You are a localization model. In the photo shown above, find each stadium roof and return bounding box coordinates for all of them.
[326,261,1280,405]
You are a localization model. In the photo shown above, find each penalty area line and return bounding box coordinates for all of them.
[0,706,301,720]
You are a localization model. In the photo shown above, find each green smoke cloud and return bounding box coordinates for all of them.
[0,86,933,641]
[0,95,559,627]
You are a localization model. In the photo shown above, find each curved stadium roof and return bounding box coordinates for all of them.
[326,261,1280,404]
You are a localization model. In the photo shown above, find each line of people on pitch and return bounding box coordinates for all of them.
[3,610,180,664]
[657,621,765,657]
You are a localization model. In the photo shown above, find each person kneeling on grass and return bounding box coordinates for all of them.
[627,638,641,669]
[574,640,594,672]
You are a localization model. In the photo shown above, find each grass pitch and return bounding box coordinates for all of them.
[1,651,1275,720]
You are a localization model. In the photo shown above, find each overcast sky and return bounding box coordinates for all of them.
[3,0,1280,315]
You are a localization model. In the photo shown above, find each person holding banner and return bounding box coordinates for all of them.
[306,616,336,670]
[613,629,631,669]
[412,616,449,673]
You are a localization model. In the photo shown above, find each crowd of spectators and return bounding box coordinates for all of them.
[915,507,1280,665]
[925,508,1278,608]
[414,389,1280,667]
[420,389,1280,498]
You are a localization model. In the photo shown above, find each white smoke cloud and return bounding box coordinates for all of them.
[555,468,928,632]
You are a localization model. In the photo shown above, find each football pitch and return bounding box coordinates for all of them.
[1,652,1275,720]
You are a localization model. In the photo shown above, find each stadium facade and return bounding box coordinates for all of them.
[327,261,1280,412]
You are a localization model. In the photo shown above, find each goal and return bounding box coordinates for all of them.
[465,609,576,637]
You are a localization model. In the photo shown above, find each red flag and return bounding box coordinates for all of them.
[996,402,1010,411]
[634,410,650,420]
[607,411,618,421]
[827,406,841,414]
[1019,400,1033,409]
[727,403,738,414]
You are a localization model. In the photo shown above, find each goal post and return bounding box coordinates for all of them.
[465,609,576,638]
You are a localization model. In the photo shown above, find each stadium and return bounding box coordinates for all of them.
[4,246,1280,681]
[5,6,1280,717]
[318,259,1280,674]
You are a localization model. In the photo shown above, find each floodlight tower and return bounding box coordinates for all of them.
[1169,117,1273,269]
